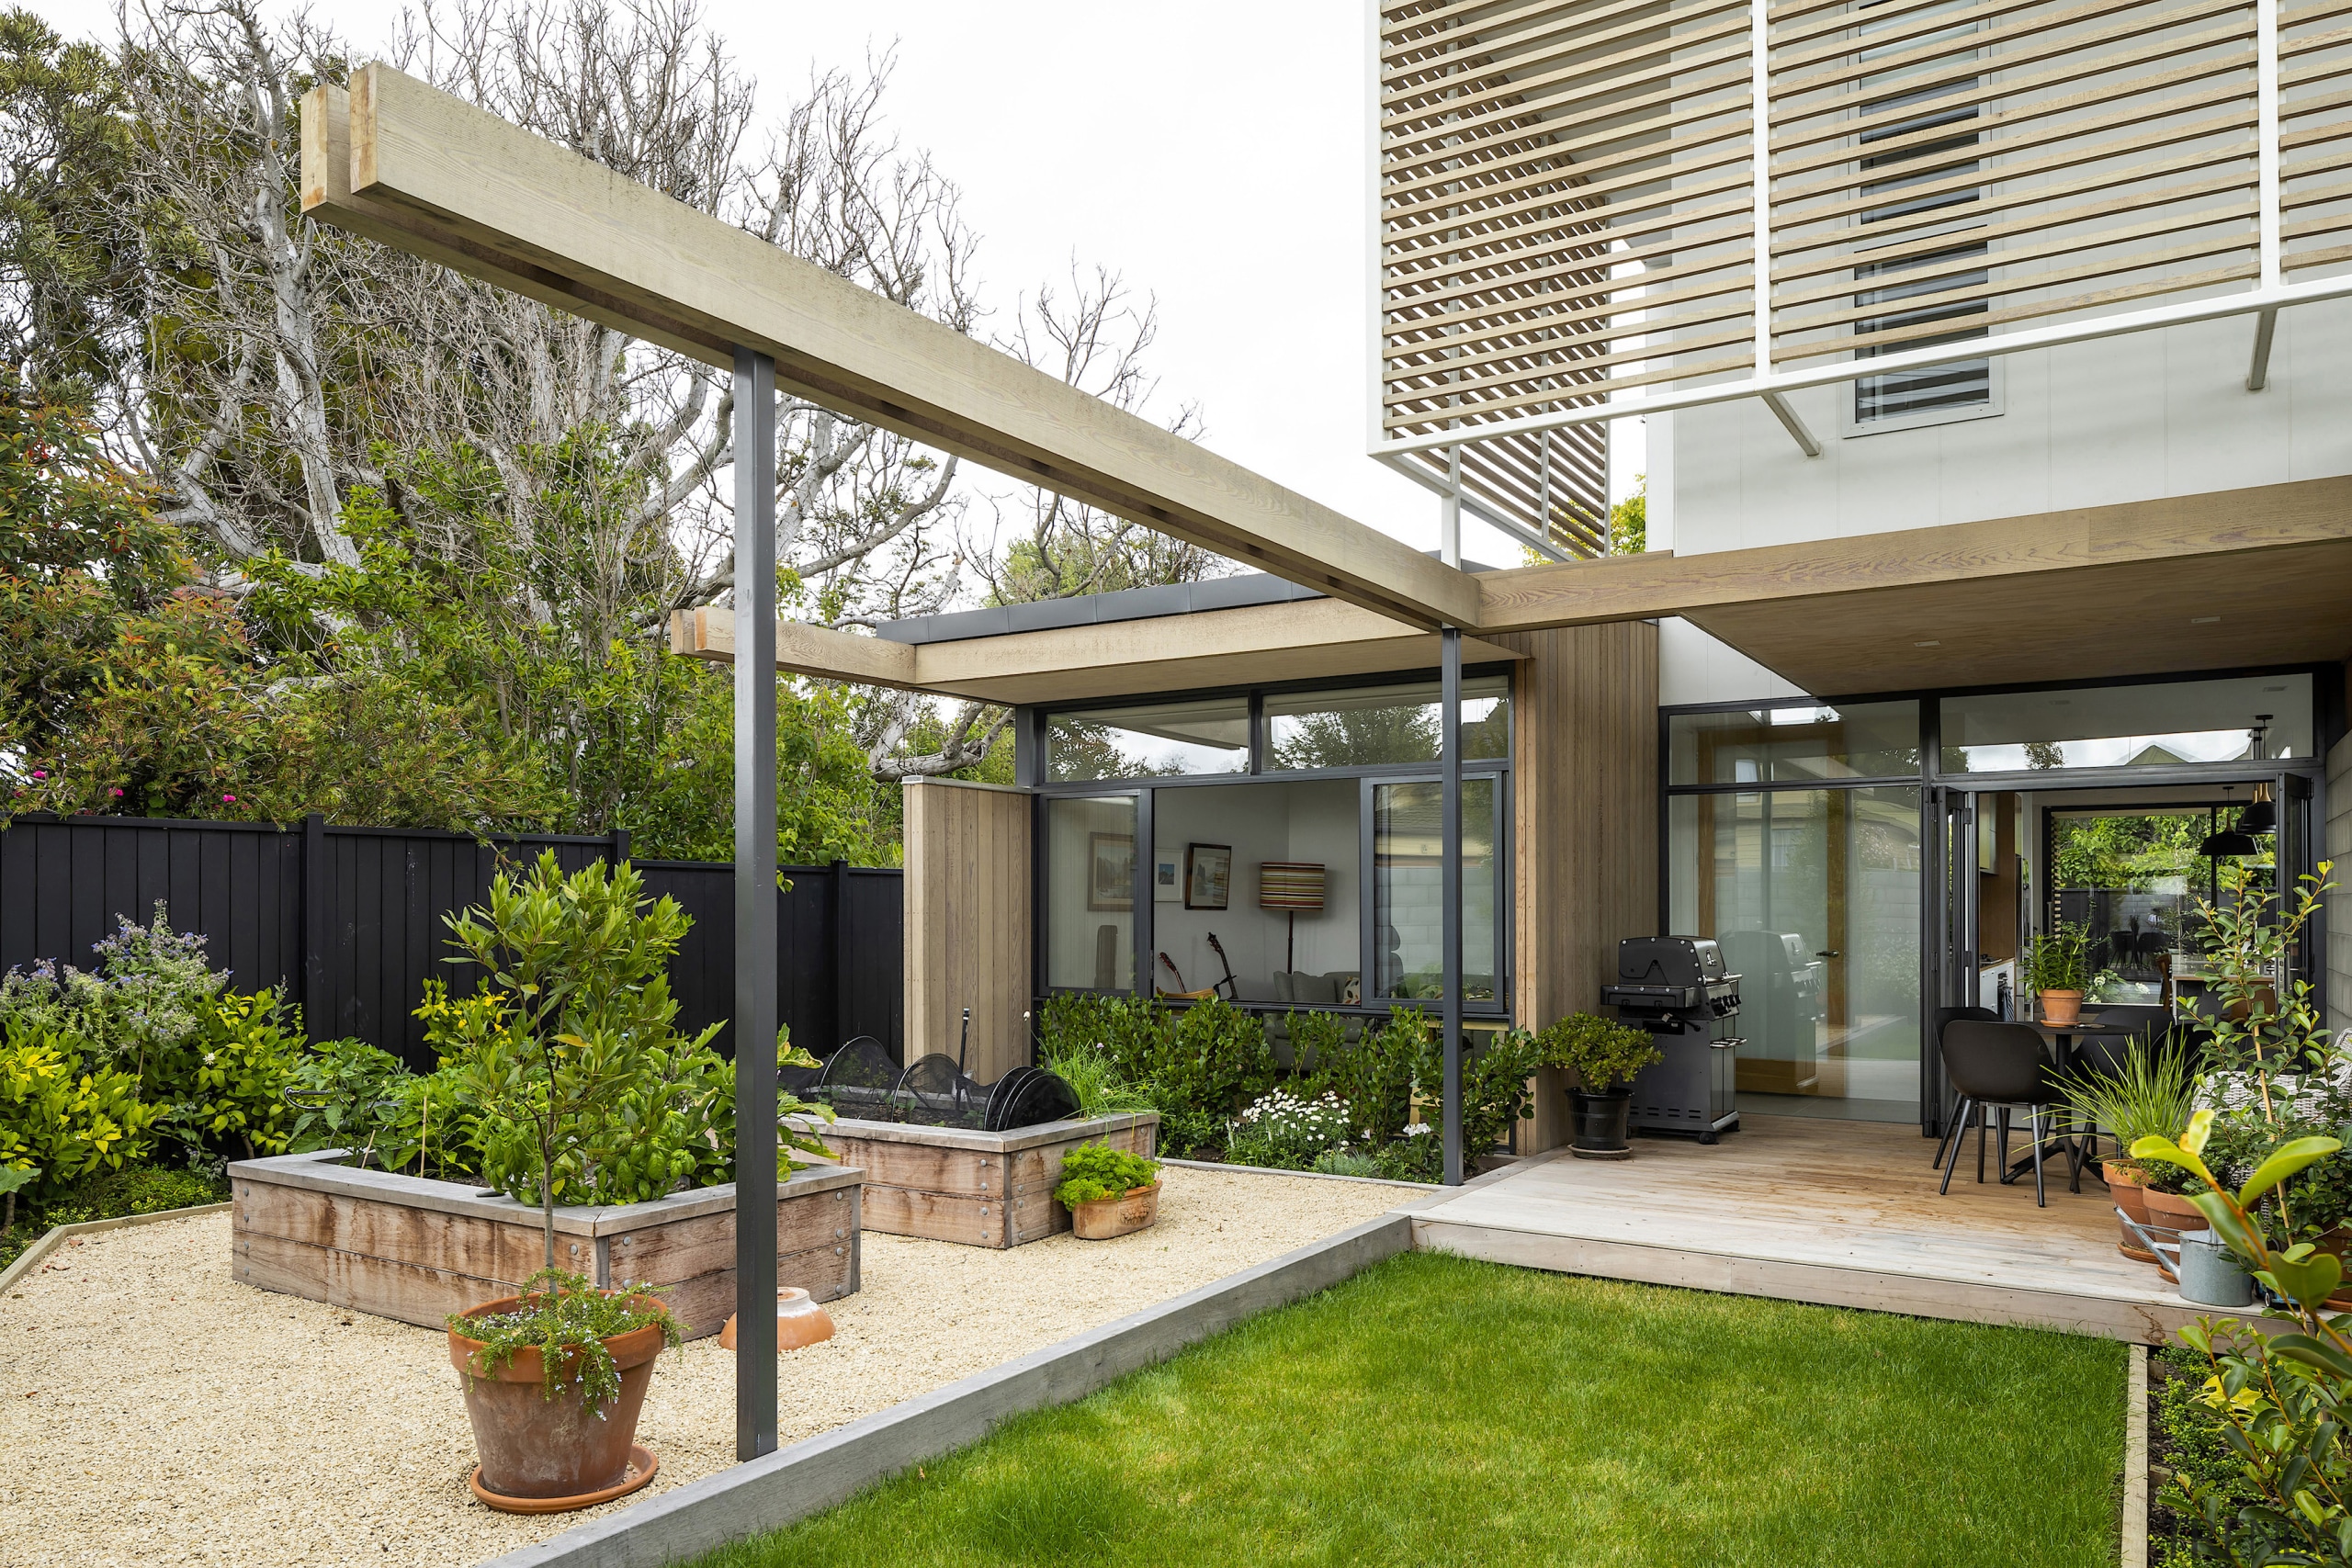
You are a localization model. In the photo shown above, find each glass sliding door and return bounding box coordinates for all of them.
[1668,785,1924,1122]
[1371,777,1499,1003]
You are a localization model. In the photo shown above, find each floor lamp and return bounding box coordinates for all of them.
[1259,862,1326,974]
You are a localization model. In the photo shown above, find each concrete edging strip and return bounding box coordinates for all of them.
[0,1201,233,1299]
[472,1208,1417,1568]
[2123,1343,2149,1568]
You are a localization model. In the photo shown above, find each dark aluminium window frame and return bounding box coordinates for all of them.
[1657,663,2337,1136]
[1021,664,1519,1023]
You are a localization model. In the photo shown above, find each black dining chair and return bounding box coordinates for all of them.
[1939,1020,2076,1206]
[1930,1005,1999,1171]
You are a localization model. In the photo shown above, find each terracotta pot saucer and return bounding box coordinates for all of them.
[469,1444,659,1514]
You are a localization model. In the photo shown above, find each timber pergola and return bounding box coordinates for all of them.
[301,68,1476,632]
[299,64,1509,1462]
[680,475,2352,702]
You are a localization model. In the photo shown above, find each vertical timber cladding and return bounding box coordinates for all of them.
[901,778,1034,1079]
[1500,621,1660,1153]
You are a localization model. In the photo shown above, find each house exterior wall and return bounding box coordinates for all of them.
[1664,305,2352,559]
[1501,619,1660,1153]
[902,777,1032,1079]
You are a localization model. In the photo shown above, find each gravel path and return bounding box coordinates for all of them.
[0,1166,1404,1568]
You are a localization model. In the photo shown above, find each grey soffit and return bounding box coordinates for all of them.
[875,561,1501,647]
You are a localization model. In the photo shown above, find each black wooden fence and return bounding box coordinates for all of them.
[0,813,901,1069]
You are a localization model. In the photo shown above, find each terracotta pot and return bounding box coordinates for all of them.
[1070,1181,1159,1240]
[2143,1185,2211,1236]
[718,1287,835,1353]
[2105,1163,2156,1261]
[447,1291,666,1506]
[1567,1089,1634,1156]
[2040,989,2084,1026]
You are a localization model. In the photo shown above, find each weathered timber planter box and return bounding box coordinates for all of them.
[817,1111,1158,1248]
[227,1149,863,1339]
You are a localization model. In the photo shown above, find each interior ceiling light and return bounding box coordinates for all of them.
[2191,615,2222,625]
[1913,639,1940,648]
[2202,785,2258,858]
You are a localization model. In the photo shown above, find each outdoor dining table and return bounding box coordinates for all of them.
[1997,1017,2137,1190]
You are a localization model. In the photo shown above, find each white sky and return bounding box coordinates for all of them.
[29,0,1642,570]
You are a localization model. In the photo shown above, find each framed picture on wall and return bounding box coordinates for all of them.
[1154,847,1182,902]
[1087,832,1135,911]
[1184,842,1233,910]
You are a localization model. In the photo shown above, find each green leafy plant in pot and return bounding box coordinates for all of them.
[1534,1013,1663,1158]
[2053,1034,2198,1259]
[2028,921,2092,1025]
[435,852,701,1511]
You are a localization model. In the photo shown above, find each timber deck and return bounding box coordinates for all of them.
[1413,1114,2219,1343]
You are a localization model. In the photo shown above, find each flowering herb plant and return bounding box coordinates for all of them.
[447,1266,681,1407]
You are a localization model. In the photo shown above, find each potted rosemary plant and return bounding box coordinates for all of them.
[1535,1013,1663,1159]
[2029,922,2092,1026]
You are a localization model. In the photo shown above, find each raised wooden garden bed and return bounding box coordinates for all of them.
[226,1150,863,1339]
[817,1111,1158,1248]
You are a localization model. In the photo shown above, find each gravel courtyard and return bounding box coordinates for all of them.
[0,1165,1408,1568]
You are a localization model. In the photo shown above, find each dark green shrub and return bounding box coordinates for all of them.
[1374,1126,1442,1183]
[1039,991,1170,1087]
[1319,1007,1426,1145]
[1148,997,1274,1122]
[1284,1009,1347,1078]
[1156,1105,1223,1159]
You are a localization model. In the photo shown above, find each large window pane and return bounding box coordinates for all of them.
[1668,786,1922,1123]
[1373,778,1498,1003]
[1046,795,1136,991]
[1268,675,1510,771]
[1047,698,1249,781]
[1940,675,2313,773]
[1668,701,1920,785]
[1150,780,1361,1003]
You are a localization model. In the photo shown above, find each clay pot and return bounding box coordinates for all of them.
[1071,1181,1159,1240]
[2143,1185,2211,1237]
[1568,1089,1634,1157]
[447,1292,666,1507]
[2105,1162,2156,1262]
[2040,989,2084,1026]
[718,1287,835,1353]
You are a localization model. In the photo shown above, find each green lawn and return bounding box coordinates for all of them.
[691,1251,2125,1568]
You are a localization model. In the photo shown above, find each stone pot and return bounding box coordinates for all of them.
[1070,1181,1159,1240]
[447,1291,666,1509]
[2105,1162,2156,1262]
[1568,1089,1634,1157]
[2040,989,2084,1026]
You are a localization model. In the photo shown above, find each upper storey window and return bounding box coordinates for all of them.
[1850,0,1993,428]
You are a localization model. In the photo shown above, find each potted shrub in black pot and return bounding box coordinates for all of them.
[1536,1013,1663,1160]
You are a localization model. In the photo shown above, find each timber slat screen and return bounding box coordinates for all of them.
[1377,0,2352,475]
[0,815,902,1068]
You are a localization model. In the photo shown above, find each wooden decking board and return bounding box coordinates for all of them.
[1416,1114,2224,1342]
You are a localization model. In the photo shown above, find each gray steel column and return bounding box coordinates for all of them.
[731,345,779,1460]
[1442,626,1464,1187]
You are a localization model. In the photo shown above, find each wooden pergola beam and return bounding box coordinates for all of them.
[670,599,1527,706]
[301,70,1478,633]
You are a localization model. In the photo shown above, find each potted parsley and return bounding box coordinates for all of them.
[1054,1141,1161,1239]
